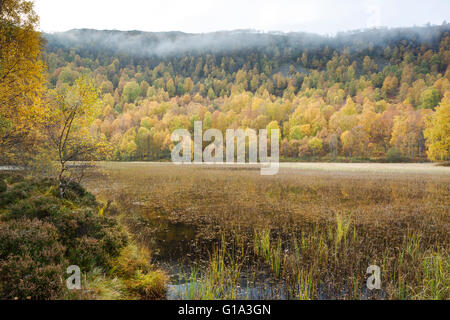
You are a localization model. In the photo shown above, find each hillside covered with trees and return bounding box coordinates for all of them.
[42,26,450,162]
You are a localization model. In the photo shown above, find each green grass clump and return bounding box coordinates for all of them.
[416,251,449,299]
[72,268,127,300]
[254,229,284,278]
[111,244,152,278]
[297,267,314,300]
[125,270,168,300]
[110,243,168,299]
[176,237,245,300]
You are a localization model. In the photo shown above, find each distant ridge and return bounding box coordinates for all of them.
[44,24,450,57]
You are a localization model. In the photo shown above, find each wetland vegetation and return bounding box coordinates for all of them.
[83,162,450,300]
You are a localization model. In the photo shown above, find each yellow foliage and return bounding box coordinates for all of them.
[0,0,46,160]
[424,94,450,161]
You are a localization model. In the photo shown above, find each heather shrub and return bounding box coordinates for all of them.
[50,208,128,270]
[0,175,130,299]
[0,219,67,299]
[7,195,67,220]
[67,236,105,271]
[63,223,127,271]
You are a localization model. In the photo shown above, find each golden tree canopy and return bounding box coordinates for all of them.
[0,0,45,160]
[424,93,450,161]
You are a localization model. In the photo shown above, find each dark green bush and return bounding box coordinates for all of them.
[0,219,67,299]
[3,173,25,185]
[0,181,34,206]
[7,195,67,220]
[63,180,97,206]
[386,147,404,163]
[4,191,128,271]
[6,198,128,271]
[67,236,104,271]
[0,180,6,193]
[54,209,128,270]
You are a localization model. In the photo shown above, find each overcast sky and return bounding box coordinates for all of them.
[35,0,449,35]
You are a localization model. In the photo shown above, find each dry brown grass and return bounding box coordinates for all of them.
[83,162,449,299]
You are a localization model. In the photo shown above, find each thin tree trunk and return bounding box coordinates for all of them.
[59,162,66,198]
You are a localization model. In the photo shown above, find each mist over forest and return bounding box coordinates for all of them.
[45,25,448,57]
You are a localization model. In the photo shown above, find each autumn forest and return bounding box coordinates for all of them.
[41,26,450,163]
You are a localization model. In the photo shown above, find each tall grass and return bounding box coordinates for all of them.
[297,267,314,300]
[176,236,245,299]
[415,250,449,299]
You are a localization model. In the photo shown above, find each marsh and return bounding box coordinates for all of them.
[83,162,450,299]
